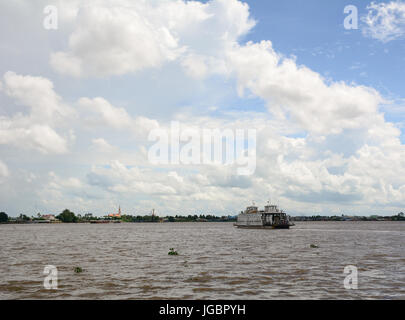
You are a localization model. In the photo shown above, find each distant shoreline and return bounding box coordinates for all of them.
[1,211,404,224]
[1,219,404,225]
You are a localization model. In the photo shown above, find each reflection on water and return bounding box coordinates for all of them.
[0,222,404,299]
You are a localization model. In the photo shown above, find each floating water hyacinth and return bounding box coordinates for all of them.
[74,266,83,273]
[310,244,319,248]
[168,248,178,255]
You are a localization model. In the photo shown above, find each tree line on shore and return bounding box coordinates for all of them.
[291,213,405,221]
[0,209,237,223]
[1,210,404,223]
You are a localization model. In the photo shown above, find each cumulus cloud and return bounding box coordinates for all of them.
[35,171,101,213]
[78,97,132,128]
[0,72,158,156]
[228,41,384,135]
[51,4,180,77]
[0,72,74,154]
[48,171,83,189]
[87,160,179,195]
[0,123,70,154]
[2,71,73,124]
[77,97,159,138]
[1,0,405,216]
[91,138,117,153]
[139,110,405,213]
[50,0,255,78]
[362,1,405,42]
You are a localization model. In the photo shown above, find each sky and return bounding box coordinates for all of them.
[0,0,405,217]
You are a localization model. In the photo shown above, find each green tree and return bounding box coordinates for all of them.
[0,212,8,223]
[57,209,77,223]
[84,213,93,220]
[19,214,30,221]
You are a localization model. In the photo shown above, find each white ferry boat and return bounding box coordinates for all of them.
[234,202,294,229]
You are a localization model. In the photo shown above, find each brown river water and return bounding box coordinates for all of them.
[0,221,404,299]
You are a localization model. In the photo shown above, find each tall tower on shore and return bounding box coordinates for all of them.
[118,205,121,215]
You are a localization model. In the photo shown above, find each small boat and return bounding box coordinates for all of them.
[234,202,294,229]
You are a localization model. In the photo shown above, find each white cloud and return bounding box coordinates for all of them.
[88,160,178,195]
[77,97,159,138]
[48,171,83,189]
[181,54,209,79]
[0,123,69,154]
[1,0,405,216]
[0,72,74,154]
[50,0,255,78]
[2,71,73,124]
[34,171,99,213]
[228,41,384,135]
[135,110,405,214]
[0,72,158,156]
[78,97,132,128]
[91,138,116,153]
[0,160,9,178]
[362,1,405,42]
[51,3,180,77]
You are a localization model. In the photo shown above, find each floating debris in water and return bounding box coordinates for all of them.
[310,244,319,248]
[74,267,83,273]
[168,248,178,255]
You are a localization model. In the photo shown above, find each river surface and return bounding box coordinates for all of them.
[0,221,404,299]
